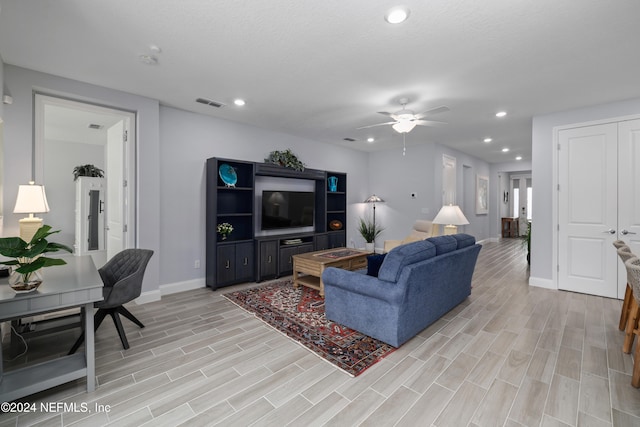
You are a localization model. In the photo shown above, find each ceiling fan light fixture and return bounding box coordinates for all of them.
[385,7,410,24]
[392,120,416,133]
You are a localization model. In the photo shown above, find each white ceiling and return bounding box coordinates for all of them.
[1,0,640,163]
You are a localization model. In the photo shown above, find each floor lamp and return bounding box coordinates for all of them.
[364,194,385,247]
[433,204,469,235]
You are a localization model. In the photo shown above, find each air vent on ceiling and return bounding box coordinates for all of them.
[343,137,356,142]
[87,123,103,130]
[196,98,226,108]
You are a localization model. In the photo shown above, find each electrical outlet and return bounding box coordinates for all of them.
[194,259,200,269]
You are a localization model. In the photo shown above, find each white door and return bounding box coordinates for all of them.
[107,120,126,260]
[618,119,640,296]
[558,123,618,298]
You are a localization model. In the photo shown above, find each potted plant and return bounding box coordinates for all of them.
[0,225,73,291]
[217,222,234,240]
[264,149,306,172]
[73,164,104,181]
[358,218,384,252]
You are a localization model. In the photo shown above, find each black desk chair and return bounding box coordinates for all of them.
[69,249,153,354]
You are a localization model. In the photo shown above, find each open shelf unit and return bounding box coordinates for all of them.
[206,157,347,289]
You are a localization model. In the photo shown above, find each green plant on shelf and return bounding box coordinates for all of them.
[217,222,234,240]
[264,149,305,171]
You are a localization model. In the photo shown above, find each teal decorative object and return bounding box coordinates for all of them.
[328,176,338,192]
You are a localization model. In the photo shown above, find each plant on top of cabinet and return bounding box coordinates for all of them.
[73,164,104,181]
[264,149,305,171]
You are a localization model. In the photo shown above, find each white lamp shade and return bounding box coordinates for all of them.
[14,183,50,214]
[392,120,417,134]
[433,205,469,226]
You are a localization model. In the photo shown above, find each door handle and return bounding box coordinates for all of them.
[603,229,616,234]
[621,229,637,235]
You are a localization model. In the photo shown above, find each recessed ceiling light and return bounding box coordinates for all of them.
[233,99,246,106]
[385,7,410,24]
[483,137,492,143]
[496,111,507,117]
[367,137,375,143]
[515,156,522,160]
[502,148,510,152]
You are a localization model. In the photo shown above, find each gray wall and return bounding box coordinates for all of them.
[368,142,492,245]
[158,106,369,286]
[2,65,161,296]
[2,62,500,299]
[489,161,533,239]
[531,97,640,286]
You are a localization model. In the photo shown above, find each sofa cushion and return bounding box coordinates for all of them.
[452,233,476,249]
[425,235,458,255]
[366,253,387,277]
[378,240,436,283]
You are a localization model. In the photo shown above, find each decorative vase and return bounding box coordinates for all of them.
[9,268,44,292]
[365,242,375,253]
[328,176,338,192]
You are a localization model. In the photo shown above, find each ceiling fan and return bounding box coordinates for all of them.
[357,98,450,134]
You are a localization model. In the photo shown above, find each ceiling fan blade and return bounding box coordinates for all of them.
[414,119,447,127]
[414,105,450,119]
[357,121,398,130]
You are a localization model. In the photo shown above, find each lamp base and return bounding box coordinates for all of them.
[19,217,43,242]
[443,225,458,235]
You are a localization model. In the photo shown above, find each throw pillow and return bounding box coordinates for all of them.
[366,253,387,277]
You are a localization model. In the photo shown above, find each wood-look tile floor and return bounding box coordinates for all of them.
[2,239,640,426]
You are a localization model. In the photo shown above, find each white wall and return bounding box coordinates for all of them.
[2,65,161,296]
[531,97,640,287]
[368,142,492,245]
[158,106,369,286]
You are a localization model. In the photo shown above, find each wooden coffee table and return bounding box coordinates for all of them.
[292,248,370,297]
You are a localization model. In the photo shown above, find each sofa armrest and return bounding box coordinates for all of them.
[322,267,403,304]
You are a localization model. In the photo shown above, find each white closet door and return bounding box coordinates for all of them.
[558,123,618,298]
[618,118,640,297]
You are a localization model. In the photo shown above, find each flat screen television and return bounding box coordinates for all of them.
[261,190,314,230]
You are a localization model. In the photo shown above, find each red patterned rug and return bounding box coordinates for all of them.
[223,279,396,376]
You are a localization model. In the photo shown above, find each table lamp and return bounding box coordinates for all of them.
[433,204,469,235]
[14,181,50,242]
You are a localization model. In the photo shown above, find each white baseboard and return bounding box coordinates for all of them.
[529,276,556,290]
[135,278,206,305]
[478,237,499,244]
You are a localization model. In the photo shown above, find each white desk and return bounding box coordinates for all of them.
[0,256,103,402]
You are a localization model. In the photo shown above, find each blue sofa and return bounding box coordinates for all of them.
[322,234,481,347]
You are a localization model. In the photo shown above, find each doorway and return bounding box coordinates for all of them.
[34,94,136,267]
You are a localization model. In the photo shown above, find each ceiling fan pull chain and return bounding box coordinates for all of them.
[403,133,406,156]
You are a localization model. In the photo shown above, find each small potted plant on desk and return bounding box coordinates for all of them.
[0,225,73,292]
[358,218,384,253]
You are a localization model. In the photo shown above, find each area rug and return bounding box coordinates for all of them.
[223,279,396,376]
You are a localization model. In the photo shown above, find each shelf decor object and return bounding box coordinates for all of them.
[217,222,234,240]
[328,176,338,192]
[329,219,343,230]
[218,164,238,187]
[264,149,306,172]
[433,204,469,235]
